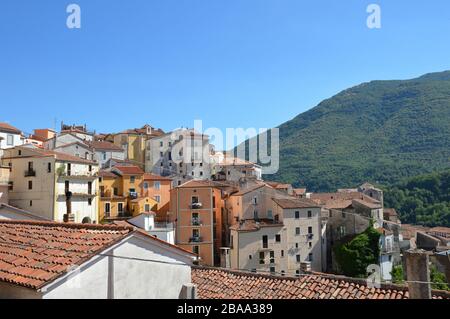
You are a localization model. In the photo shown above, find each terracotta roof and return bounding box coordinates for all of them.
[428,227,450,235]
[232,182,267,196]
[112,165,144,175]
[177,180,228,189]
[13,146,97,165]
[400,224,430,240]
[87,140,123,151]
[272,198,321,209]
[0,220,133,289]
[230,219,284,232]
[310,192,380,210]
[265,181,291,189]
[98,170,118,178]
[192,267,450,299]
[217,156,259,167]
[0,123,22,134]
[143,173,172,181]
[384,208,398,216]
[293,188,307,196]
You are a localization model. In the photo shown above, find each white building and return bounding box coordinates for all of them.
[0,123,23,155]
[0,220,196,299]
[122,212,175,245]
[145,128,213,187]
[211,153,262,182]
[0,203,49,221]
[1,145,100,223]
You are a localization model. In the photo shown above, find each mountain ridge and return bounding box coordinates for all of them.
[238,70,450,191]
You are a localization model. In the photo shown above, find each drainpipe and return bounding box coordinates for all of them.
[405,249,431,299]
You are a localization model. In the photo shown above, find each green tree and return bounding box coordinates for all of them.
[334,226,381,278]
[430,265,449,291]
[390,265,404,284]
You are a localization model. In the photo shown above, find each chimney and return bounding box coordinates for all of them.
[63,191,75,223]
[180,283,197,299]
[405,249,431,299]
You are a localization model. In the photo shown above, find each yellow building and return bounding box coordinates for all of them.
[99,165,158,222]
[106,125,164,169]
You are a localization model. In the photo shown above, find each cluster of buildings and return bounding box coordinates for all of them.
[0,121,449,299]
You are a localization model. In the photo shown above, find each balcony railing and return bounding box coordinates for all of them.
[189,236,203,243]
[307,233,314,240]
[190,202,203,209]
[191,218,202,226]
[24,169,36,177]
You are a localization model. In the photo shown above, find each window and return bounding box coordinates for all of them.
[262,235,268,249]
[270,251,275,264]
[307,211,312,218]
[253,210,259,220]
[342,212,346,218]
[253,197,258,205]
[309,242,312,248]
[213,196,216,208]
[275,234,281,242]
[65,181,70,193]
[6,134,13,146]
[47,163,52,173]
[144,204,150,212]
[281,270,285,276]
[295,227,301,235]
[281,250,284,257]
[308,253,313,262]
[268,210,273,219]
[191,196,199,204]
[88,198,92,206]
[192,229,200,239]
[308,226,313,234]
[102,152,107,160]
[113,187,118,196]
[88,165,92,172]
[28,162,33,171]
[154,195,161,203]
[295,211,300,219]
[18,150,22,156]
[88,182,92,195]
[160,152,164,157]
[160,141,163,147]
[8,181,13,191]
[67,163,71,176]
[118,203,124,213]
[154,181,160,190]
[130,176,135,184]
[248,255,252,260]
[259,252,265,264]
[29,200,32,207]
[199,171,203,177]
[28,181,33,190]
[295,243,299,248]
[193,246,199,255]
[105,203,111,216]
[296,255,301,263]
[296,270,300,276]
[270,267,276,274]
[144,182,149,190]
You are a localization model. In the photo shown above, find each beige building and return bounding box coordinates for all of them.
[0,166,10,204]
[1,145,99,223]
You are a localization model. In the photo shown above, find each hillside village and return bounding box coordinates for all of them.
[0,121,449,299]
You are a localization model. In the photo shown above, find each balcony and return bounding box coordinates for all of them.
[307,233,314,240]
[129,192,138,199]
[191,218,202,226]
[58,172,98,180]
[189,236,203,243]
[190,202,203,209]
[24,169,36,177]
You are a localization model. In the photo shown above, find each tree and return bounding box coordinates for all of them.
[334,226,381,278]
[430,265,449,291]
[391,265,404,284]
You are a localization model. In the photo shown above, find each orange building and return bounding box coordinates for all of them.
[99,165,158,222]
[170,180,227,266]
[142,173,172,217]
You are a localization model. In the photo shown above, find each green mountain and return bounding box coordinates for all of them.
[383,169,450,227]
[242,71,450,191]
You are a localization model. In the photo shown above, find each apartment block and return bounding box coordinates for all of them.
[1,145,99,223]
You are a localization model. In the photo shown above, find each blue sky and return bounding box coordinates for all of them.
[1,0,450,142]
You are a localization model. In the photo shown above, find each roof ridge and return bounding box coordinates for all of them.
[0,219,134,232]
